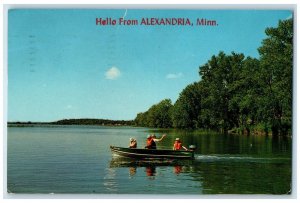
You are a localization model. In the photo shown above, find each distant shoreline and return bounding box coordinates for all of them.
[7,118,134,127]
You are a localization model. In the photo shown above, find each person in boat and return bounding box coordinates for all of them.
[129,138,137,148]
[145,134,166,149]
[173,138,188,151]
[145,134,155,149]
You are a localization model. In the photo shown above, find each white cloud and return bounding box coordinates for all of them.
[166,72,183,79]
[105,67,121,80]
[66,105,72,109]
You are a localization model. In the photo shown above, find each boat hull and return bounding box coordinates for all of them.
[110,146,194,160]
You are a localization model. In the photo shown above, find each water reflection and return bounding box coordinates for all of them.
[7,126,292,194]
[110,157,192,178]
[173,165,183,175]
[103,167,118,192]
[129,167,136,177]
[107,130,292,194]
[109,153,291,194]
[149,130,292,157]
[145,166,156,176]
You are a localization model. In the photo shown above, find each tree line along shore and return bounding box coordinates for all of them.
[134,19,292,137]
[7,119,134,127]
[8,19,292,137]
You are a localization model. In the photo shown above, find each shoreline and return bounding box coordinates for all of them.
[7,122,292,138]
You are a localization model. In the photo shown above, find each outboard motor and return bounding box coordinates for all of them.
[189,145,197,151]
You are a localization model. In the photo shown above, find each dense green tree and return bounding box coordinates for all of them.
[148,99,173,128]
[199,52,245,132]
[230,57,261,133]
[258,19,293,135]
[172,82,202,129]
[134,99,173,128]
[135,112,149,127]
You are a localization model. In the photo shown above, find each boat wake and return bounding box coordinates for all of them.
[194,154,291,163]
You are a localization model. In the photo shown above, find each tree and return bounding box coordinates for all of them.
[258,19,293,136]
[135,112,149,127]
[230,57,261,134]
[134,99,173,128]
[172,82,202,129]
[199,52,245,132]
[149,99,173,128]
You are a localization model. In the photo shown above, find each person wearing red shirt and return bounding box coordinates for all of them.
[173,138,188,151]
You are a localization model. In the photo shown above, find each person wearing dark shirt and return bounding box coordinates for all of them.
[145,134,166,149]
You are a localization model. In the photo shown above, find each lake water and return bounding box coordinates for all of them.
[7,126,292,195]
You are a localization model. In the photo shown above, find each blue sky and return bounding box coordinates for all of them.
[8,9,292,122]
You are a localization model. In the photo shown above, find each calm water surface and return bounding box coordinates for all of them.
[7,126,292,195]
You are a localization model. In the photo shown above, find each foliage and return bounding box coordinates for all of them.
[134,19,292,136]
[172,82,203,129]
[257,19,293,135]
[8,119,134,126]
[52,119,134,126]
[135,99,173,128]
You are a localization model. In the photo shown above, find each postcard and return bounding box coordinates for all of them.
[5,6,294,197]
